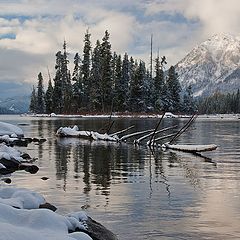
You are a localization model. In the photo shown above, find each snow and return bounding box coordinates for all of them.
[163,143,218,152]
[0,187,92,240]
[0,122,24,137]
[176,33,240,96]
[0,143,23,162]
[56,126,119,142]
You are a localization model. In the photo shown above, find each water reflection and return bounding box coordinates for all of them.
[2,115,240,240]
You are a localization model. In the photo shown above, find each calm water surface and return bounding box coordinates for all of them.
[1,115,240,240]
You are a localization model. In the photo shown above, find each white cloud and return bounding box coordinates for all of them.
[184,0,240,37]
[0,0,239,96]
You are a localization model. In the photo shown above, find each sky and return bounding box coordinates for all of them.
[0,0,239,98]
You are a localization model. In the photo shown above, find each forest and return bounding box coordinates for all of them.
[29,30,196,115]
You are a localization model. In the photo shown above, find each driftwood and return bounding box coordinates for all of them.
[148,112,165,145]
[109,125,135,137]
[163,143,218,153]
[120,129,155,141]
[169,114,197,144]
[134,125,177,144]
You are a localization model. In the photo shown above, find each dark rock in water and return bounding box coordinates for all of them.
[12,139,28,147]
[2,177,11,184]
[19,164,39,174]
[21,153,31,160]
[32,138,39,142]
[84,217,118,240]
[0,157,20,169]
[41,176,49,180]
[39,138,47,143]
[24,138,33,143]
[39,202,57,212]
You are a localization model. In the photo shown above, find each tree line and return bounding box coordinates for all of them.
[29,30,196,114]
[197,90,240,114]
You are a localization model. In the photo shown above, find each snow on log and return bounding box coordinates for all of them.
[0,122,24,137]
[56,126,119,142]
[163,143,218,152]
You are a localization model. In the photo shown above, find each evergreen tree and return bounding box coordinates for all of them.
[29,86,37,113]
[72,53,83,112]
[45,78,54,114]
[100,30,113,112]
[182,85,196,113]
[166,66,181,112]
[53,50,64,114]
[36,72,45,113]
[154,56,165,111]
[113,54,126,112]
[82,30,91,109]
[89,40,102,111]
[129,60,146,112]
[62,40,73,113]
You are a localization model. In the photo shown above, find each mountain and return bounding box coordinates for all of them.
[176,33,240,97]
[0,95,30,114]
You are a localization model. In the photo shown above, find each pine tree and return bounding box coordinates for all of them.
[45,78,54,114]
[36,72,45,113]
[89,40,102,112]
[129,60,146,112]
[53,51,64,114]
[166,66,181,112]
[154,56,165,111]
[100,30,113,112]
[72,53,83,113]
[62,40,72,114]
[183,85,196,114]
[82,29,91,109]
[29,86,37,113]
[113,54,126,112]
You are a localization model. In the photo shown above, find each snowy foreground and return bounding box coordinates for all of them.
[0,122,117,240]
[0,187,92,240]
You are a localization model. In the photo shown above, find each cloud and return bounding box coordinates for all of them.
[0,0,239,97]
[184,0,240,37]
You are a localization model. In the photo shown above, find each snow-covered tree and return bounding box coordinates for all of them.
[45,79,54,114]
[29,86,37,113]
[36,72,45,113]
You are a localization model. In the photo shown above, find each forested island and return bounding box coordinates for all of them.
[29,29,240,115]
[29,30,196,115]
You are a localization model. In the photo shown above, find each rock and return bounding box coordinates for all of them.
[84,217,118,240]
[19,164,39,174]
[41,177,49,181]
[39,202,57,212]
[1,177,11,184]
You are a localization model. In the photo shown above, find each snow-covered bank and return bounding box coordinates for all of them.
[0,187,117,240]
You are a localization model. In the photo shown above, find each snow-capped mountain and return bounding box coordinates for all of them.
[176,33,240,97]
[0,95,30,114]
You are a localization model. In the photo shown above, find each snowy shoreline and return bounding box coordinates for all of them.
[22,112,240,120]
[0,122,118,240]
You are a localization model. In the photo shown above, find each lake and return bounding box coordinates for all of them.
[1,115,240,240]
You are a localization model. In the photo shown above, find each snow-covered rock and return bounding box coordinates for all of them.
[176,33,240,97]
[0,121,24,137]
[0,187,117,240]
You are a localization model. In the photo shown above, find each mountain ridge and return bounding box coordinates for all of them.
[176,33,240,97]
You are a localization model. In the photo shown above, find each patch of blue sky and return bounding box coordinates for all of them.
[0,33,16,39]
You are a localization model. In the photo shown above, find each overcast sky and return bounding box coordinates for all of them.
[0,0,239,98]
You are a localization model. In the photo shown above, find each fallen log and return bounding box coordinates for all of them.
[120,129,154,141]
[109,125,135,137]
[162,143,218,153]
[134,125,177,144]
